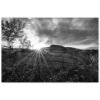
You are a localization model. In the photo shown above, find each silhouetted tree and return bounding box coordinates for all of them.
[2,18,25,52]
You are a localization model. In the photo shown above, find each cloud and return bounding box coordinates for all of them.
[24,18,98,49]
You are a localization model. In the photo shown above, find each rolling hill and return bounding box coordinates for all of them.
[2,45,98,82]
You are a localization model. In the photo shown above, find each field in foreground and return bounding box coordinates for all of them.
[2,45,98,82]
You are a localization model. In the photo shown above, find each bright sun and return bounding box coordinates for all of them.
[31,41,48,51]
[25,30,48,51]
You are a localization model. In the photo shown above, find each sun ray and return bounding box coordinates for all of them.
[33,51,38,66]
[38,52,42,67]
[38,52,41,79]
[39,51,52,76]
[40,52,48,67]
[14,51,35,67]
[26,51,37,66]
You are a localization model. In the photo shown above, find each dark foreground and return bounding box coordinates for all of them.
[2,45,98,82]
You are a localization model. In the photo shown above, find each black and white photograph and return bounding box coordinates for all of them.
[0,0,100,100]
[2,18,98,82]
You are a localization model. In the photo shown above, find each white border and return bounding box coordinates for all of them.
[0,0,100,100]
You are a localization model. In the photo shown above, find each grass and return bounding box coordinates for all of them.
[2,47,98,82]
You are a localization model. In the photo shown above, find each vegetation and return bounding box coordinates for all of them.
[2,18,25,51]
[2,46,98,82]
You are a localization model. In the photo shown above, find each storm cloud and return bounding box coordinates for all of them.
[25,18,98,49]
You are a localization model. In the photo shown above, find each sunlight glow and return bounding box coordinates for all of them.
[24,29,48,51]
[32,41,48,51]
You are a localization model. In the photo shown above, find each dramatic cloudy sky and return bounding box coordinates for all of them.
[2,18,98,49]
[22,18,98,49]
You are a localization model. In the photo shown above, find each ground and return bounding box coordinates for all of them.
[2,45,98,82]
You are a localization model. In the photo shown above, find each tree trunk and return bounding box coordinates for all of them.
[8,42,13,53]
